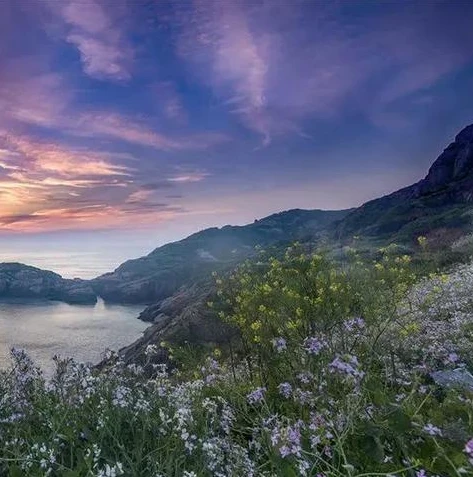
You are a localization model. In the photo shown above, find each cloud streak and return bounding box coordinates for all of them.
[173,0,473,142]
[0,131,213,232]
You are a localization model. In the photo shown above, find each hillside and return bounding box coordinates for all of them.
[1,124,473,317]
[91,209,350,304]
[117,124,473,364]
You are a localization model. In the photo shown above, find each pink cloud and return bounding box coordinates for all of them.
[0,58,71,129]
[5,135,131,178]
[75,112,230,151]
[177,0,271,142]
[0,64,229,152]
[167,171,210,183]
[0,133,190,232]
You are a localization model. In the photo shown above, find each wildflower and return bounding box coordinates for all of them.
[329,355,364,379]
[298,459,310,476]
[145,344,159,356]
[247,387,266,404]
[272,337,287,352]
[423,423,442,436]
[297,371,313,384]
[112,385,131,408]
[344,317,365,331]
[303,337,324,355]
[97,463,124,477]
[464,438,473,455]
[445,352,459,364]
[416,470,427,477]
[278,382,292,398]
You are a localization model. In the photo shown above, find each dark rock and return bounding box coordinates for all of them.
[336,124,473,239]
[118,281,237,367]
[417,124,473,196]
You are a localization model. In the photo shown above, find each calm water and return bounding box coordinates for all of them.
[0,299,148,374]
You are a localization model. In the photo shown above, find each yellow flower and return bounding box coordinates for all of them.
[250,321,262,331]
[400,322,420,337]
[417,236,427,247]
[262,283,272,293]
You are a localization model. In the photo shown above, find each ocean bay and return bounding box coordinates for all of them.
[0,299,148,374]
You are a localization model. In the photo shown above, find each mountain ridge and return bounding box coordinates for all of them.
[1,124,472,319]
[90,208,350,304]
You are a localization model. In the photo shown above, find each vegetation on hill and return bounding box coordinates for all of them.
[91,209,350,304]
[1,245,472,476]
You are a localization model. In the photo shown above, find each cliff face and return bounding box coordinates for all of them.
[0,263,97,305]
[415,124,473,200]
[336,124,473,239]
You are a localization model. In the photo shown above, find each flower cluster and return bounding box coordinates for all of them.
[1,250,473,476]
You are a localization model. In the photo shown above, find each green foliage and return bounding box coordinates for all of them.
[1,246,473,476]
[216,245,417,387]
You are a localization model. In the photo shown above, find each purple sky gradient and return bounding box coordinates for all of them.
[0,0,472,266]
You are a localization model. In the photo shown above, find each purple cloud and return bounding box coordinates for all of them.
[46,0,134,81]
[171,0,473,142]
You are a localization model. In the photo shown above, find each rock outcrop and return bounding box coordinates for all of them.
[336,124,473,239]
[118,281,237,368]
[415,124,473,200]
[0,263,97,305]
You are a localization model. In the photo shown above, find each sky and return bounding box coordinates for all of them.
[1,0,473,275]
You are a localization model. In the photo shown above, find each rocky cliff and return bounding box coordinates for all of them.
[336,124,473,239]
[415,124,473,200]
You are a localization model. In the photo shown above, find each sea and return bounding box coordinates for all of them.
[0,243,152,374]
[0,299,148,374]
